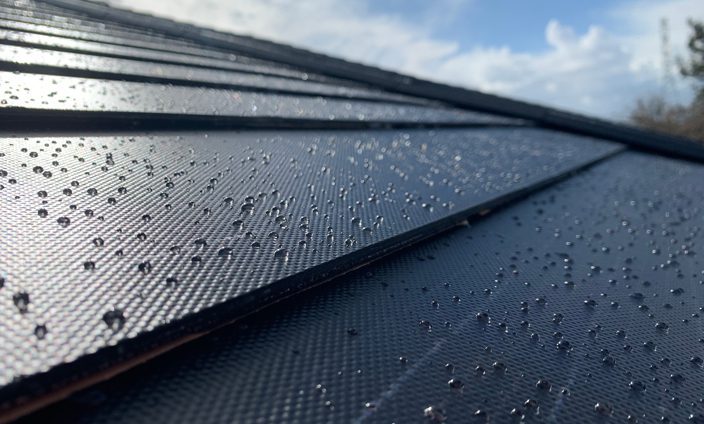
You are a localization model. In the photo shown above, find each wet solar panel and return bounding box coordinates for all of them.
[3,0,704,422]
[0,128,618,412]
[20,151,704,424]
[0,18,283,65]
[0,3,201,44]
[0,72,514,125]
[0,9,204,47]
[0,29,316,79]
[0,45,426,103]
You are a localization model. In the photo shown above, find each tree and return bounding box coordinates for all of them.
[630,19,704,142]
[630,95,704,141]
[679,19,704,89]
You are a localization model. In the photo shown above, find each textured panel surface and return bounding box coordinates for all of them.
[0,9,210,49]
[0,128,618,403]
[21,151,704,424]
[0,28,314,78]
[0,18,271,62]
[0,45,425,103]
[0,72,509,124]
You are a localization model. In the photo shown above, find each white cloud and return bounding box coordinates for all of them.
[111,0,704,120]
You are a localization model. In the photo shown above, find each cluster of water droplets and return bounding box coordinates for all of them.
[341,154,704,422]
[0,130,616,390]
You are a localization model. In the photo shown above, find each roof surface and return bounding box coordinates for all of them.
[2,1,704,422]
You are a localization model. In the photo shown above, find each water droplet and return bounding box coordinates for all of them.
[655,322,669,330]
[57,217,71,228]
[138,261,152,274]
[524,399,538,409]
[556,339,572,351]
[448,378,464,389]
[102,309,125,331]
[418,320,432,331]
[602,355,616,366]
[492,361,506,371]
[13,292,30,313]
[629,381,646,392]
[536,379,552,390]
[594,402,613,416]
[670,373,685,383]
[84,261,96,271]
[423,406,446,422]
[34,324,47,339]
[274,248,289,261]
[218,247,233,259]
[37,209,48,218]
[93,237,105,247]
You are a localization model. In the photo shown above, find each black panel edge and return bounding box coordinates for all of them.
[0,61,430,106]
[0,143,626,422]
[0,109,528,132]
[39,0,704,163]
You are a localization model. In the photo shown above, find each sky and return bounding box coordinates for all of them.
[110,0,704,120]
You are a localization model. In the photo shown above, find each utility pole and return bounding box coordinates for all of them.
[660,17,674,98]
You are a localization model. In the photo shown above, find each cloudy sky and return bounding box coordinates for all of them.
[110,0,703,120]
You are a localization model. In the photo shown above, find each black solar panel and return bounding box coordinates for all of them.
[0,45,427,103]
[2,71,512,126]
[0,29,315,78]
[2,0,704,421]
[0,128,619,412]
[20,151,704,424]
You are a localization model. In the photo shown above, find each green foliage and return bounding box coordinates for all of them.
[679,19,704,84]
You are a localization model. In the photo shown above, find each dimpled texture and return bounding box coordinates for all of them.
[0,27,311,80]
[0,71,512,125]
[0,128,618,393]
[22,151,704,424]
[0,44,421,103]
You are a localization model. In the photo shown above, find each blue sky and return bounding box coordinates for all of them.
[112,0,703,120]
[366,0,612,52]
